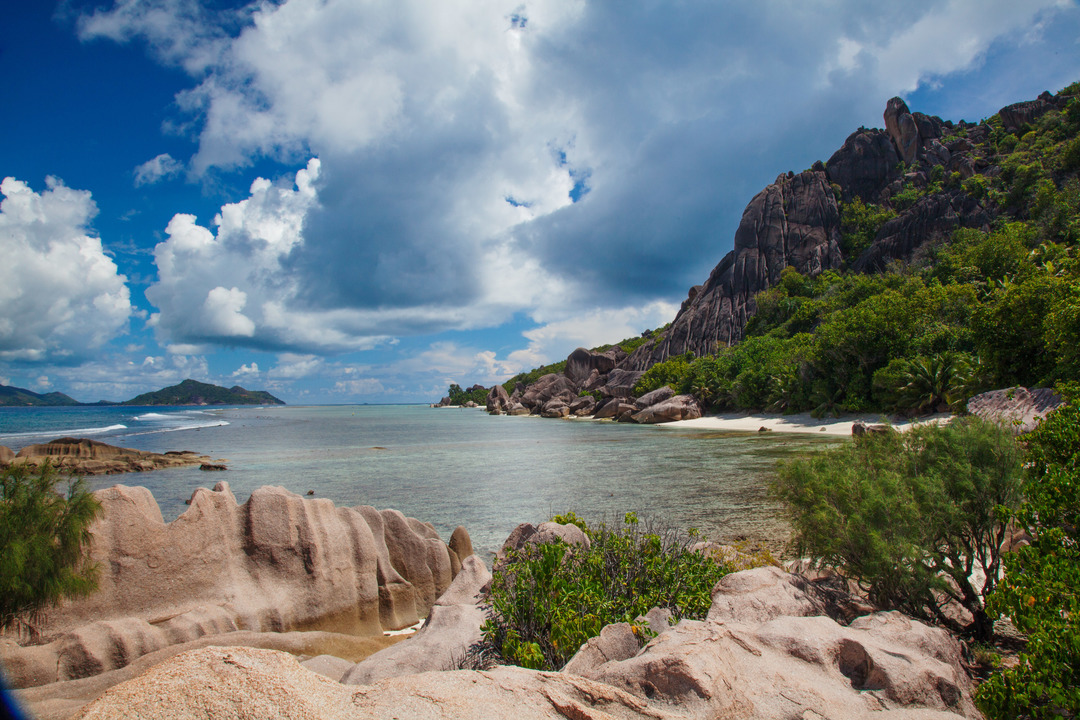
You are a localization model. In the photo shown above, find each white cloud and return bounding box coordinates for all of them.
[134,153,183,186]
[0,176,132,363]
[81,0,1080,368]
[232,362,259,377]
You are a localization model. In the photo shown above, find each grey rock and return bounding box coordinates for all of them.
[966,386,1064,434]
[633,386,675,410]
[631,395,702,424]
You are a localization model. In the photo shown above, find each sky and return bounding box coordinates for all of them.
[2,0,1079,404]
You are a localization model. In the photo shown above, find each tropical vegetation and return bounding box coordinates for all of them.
[0,462,102,635]
[479,512,730,671]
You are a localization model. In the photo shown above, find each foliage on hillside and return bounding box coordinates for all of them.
[634,82,1080,415]
[123,379,284,406]
[479,512,730,671]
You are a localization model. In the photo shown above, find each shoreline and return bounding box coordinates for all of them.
[660,411,952,436]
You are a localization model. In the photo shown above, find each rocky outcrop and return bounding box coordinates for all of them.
[3,438,216,475]
[851,189,992,272]
[0,483,466,689]
[998,90,1058,132]
[565,348,621,385]
[623,171,843,370]
[486,384,512,414]
[341,555,491,684]
[966,386,1064,434]
[630,395,702,424]
[70,566,981,720]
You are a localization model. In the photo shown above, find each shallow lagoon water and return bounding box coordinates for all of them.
[0,404,838,558]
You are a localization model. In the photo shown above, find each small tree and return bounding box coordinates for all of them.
[0,461,102,634]
[772,417,1023,641]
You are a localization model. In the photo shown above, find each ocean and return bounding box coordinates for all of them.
[0,404,837,558]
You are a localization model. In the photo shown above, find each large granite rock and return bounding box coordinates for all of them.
[70,567,981,720]
[520,374,578,409]
[565,347,619,385]
[486,384,512,414]
[966,386,1064,434]
[623,170,843,370]
[0,483,465,689]
[5,438,214,475]
[630,395,702,424]
[884,96,922,166]
[341,555,492,684]
[998,90,1057,132]
[825,128,901,203]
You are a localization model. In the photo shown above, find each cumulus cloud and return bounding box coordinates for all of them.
[0,176,132,363]
[84,0,1079,366]
[134,153,183,186]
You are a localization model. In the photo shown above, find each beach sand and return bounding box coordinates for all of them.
[661,411,952,436]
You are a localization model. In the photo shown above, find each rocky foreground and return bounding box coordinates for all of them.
[5,486,984,719]
[0,437,219,475]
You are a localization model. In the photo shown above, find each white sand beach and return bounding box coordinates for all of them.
[661,411,952,436]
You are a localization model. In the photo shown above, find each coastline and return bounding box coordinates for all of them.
[660,411,952,436]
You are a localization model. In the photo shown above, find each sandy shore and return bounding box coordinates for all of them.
[660,411,952,436]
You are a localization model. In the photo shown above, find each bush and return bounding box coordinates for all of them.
[481,513,731,670]
[771,417,1023,640]
[976,404,1080,718]
[0,461,102,634]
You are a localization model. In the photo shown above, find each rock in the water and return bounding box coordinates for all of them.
[9,438,214,475]
[966,386,1064,434]
[1,483,462,689]
[486,384,512,414]
[630,395,702,424]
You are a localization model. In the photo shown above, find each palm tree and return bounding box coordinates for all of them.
[894,353,973,415]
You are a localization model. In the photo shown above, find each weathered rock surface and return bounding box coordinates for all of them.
[4,437,215,475]
[851,190,992,273]
[1,483,464,689]
[631,395,702,424]
[70,567,981,720]
[966,386,1064,434]
[565,347,619,385]
[633,386,675,410]
[623,170,843,370]
[520,374,578,410]
[341,555,492,684]
[486,384,512,414]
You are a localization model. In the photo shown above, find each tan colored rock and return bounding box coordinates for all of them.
[966,386,1063,434]
[0,444,15,465]
[74,647,668,720]
[341,555,492,684]
[707,565,827,624]
[448,525,474,560]
[562,622,640,677]
[1,483,460,689]
[11,437,214,475]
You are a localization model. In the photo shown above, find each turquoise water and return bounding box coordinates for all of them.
[0,405,837,558]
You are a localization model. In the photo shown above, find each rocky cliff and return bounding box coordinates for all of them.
[0,482,470,689]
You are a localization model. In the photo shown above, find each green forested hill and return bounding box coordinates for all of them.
[0,385,81,406]
[122,379,284,406]
[633,82,1080,416]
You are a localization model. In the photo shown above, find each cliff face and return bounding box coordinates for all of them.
[623,170,843,370]
[620,91,1067,374]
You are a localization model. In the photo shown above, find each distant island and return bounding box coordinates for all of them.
[0,378,285,407]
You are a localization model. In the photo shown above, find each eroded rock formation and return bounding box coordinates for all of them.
[68,565,981,720]
[1,482,468,689]
[2,438,215,475]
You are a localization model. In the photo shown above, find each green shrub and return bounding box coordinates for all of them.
[772,417,1023,641]
[1,461,102,634]
[976,404,1080,719]
[481,513,731,670]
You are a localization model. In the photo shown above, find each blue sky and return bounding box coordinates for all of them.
[2,0,1079,404]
